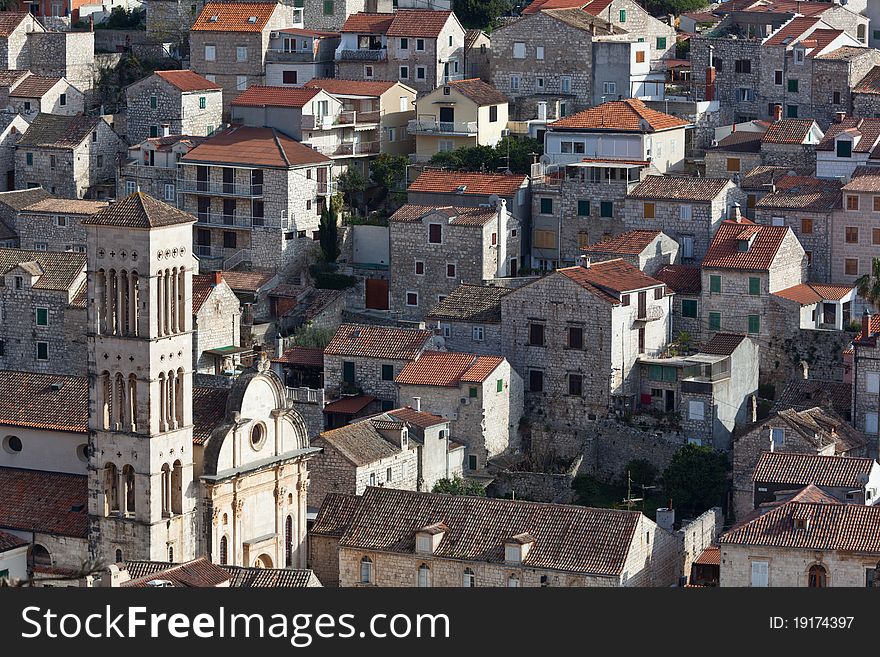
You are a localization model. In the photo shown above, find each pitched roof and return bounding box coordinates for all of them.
[763,16,822,47]
[396,351,504,387]
[753,451,875,488]
[122,557,232,587]
[0,467,87,537]
[773,282,854,305]
[17,113,102,149]
[654,264,701,294]
[340,11,395,34]
[191,2,278,32]
[702,332,747,355]
[561,259,664,296]
[817,117,880,152]
[771,406,866,453]
[323,394,376,415]
[761,118,817,144]
[223,565,318,587]
[21,198,108,214]
[628,175,730,201]
[444,78,508,106]
[739,165,812,190]
[389,204,498,226]
[754,175,842,211]
[387,406,447,428]
[304,78,399,97]
[0,370,87,432]
[853,65,880,94]
[581,230,662,256]
[218,269,275,293]
[0,13,29,36]
[0,527,27,552]
[271,347,324,367]
[325,323,432,360]
[702,220,791,271]
[154,69,221,92]
[409,169,526,197]
[801,28,845,57]
[774,378,852,416]
[549,98,688,132]
[192,386,230,445]
[0,69,29,87]
[315,420,402,467]
[386,10,454,37]
[310,492,361,537]
[0,248,85,291]
[276,27,340,37]
[8,75,62,98]
[720,497,880,553]
[541,7,620,33]
[191,273,219,313]
[337,486,644,577]
[180,126,330,168]
[693,545,720,566]
[82,192,195,229]
[841,167,880,192]
[426,283,512,323]
[231,85,321,108]
[711,130,764,153]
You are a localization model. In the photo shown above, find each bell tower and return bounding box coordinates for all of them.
[84,193,197,564]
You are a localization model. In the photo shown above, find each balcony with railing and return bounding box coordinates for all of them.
[193,245,254,271]
[266,48,319,63]
[194,211,287,229]
[336,48,387,61]
[633,305,665,323]
[306,140,380,158]
[301,110,381,131]
[178,179,264,198]
[407,119,479,136]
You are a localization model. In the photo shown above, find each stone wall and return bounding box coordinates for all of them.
[761,327,852,388]
[754,208,833,283]
[147,0,198,45]
[16,210,92,252]
[324,354,414,402]
[308,533,341,587]
[704,150,762,180]
[27,31,96,94]
[720,544,880,587]
[194,280,240,374]
[761,142,817,169]
[680,506,723,583]
[125,75,222,145]
[487,455,582,504]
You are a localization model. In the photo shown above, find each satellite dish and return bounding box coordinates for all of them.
[488,193,500,205]
[539,154,552,165]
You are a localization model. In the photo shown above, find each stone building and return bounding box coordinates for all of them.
[409,78,508,162]
[0,13,44,71]
[623,175,744,262]
[753,175,842,283]
[424,283,512,355]
[740,164,813,213]
[654,264,701,338]
[759,118,824,168]
[388,202,519,321]
[816,116,880,180]
[265,28,340,87]
[301,0,392,33]
[0,113,29,193]
[0,186,49,245]
[731,406,869,518]
[335,11,465,96]
[189,1,301,116]
[704,130,764,180]
[701,218,806,344]
[315,485,682,587]
[192,271,242,375]
[307,492,358,586]
[395,350,523,471]
[322,322,437,407]
[147,0,201,47]
[118,135,208,203]
[0,248,86,375]
[463,29,490,82]
[124,70,223,146]
[831,167,880,284]
[719,489,880,587]
[15,197,107,252]
[8,75,84,117]
[636,332,758,451]
[852,65,880,117]
[14,113,125,199]
[177,125,333,272]
[501,259,670,421]
[770,282,857,332]
[581,230,679,276]
[851,313,880,451]
[25,30,96,96]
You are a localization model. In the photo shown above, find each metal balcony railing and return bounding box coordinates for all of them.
[306,141,380,157]
[301,110,381,131]
[265,49,317,63]
[194,212,284,229]
[179,179,264,197]
[336,48,387,61]
[407,119,478,135]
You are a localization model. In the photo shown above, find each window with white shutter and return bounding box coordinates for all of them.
[867,372,880,394]
[866,412,878,434]
[751,561,769,587]
[688,400,705,421]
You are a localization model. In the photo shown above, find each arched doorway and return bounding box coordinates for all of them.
[808,564,827,587]
[255,554,273,569]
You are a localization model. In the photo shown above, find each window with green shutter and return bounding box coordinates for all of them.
[323,0,333,14]
[619,9,626,21]
[709,312,721,330]
[787,79,798,92]
[649,364,663,381]
[577,200,590,216]
[710,275,721,293]
[199,96,206,109]
[149,95,157,109]
[786,104,798,118]
[343,361,355,383]
[600,201,613,217]
[656,37,667,49]
[540,197,553,214]
[35,307,48,326]
[748,277,760,296]
[469,386,478,398]
[748,315,760,333]
[682,299,697,318]
[837,140,852,158]
[381,364,394,381]
[496,379,504,393]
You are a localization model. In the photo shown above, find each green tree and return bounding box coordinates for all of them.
[855,257,880,311]
[291,325,335,349]
[432,477,486,496]
[319,204,339,263]
[369,153,408,208]
[335,167,367,213]
[642,0,708,16]
[452,0,514,30]
[624,459,658,488]
[427,136,543,175]
[662,444,728,516]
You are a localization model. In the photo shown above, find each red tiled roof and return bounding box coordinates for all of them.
[755,175,842,211]
[444,78,508,105]
[82,192,195,229]
[753,451,875,488]
[231,85,321,108]
[122,557,232,588]
[386,10,454,37]
[396,352,504,387]
[276,27,340,38]
[389,204,498,226]
[702,332,747,356]
[388,406,448,428]
[0,370,87,433]
[8,75,61,98]
[272,347,324,367]
[693,545,720,566]
[712,130,764,152]
[191,2,277,32]
[561,259,664,297]
[323,394,376,415]
[818,117,880,153]
[522,0,586,13]
[854,65,880,94]
[191,273,218,313]
[304,78,400,97]
[218,270,275,292]
[773,282,854,305]
[325,323,432,360]
[408,169,526,197]
[311,492,361,537]
[426,283,511,323]
[155,70,220,92]
[841,167,880,191]
[0,467,87,538]
[702,220,790,271]
[0,13,29,36]
[628,175,730,201]
[340,12,395,34]
[763,16,821,47]
[316,420,402,467]
[654,264,701,294]
[581,230,662,255]
[803,29,844,58]
[192,386,229,445]
[181,126,330,168]
[761,118,817,144]
[549,98,688,132]
[0,528,27,552]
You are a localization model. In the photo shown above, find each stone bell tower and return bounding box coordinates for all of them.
[83,193,197,564]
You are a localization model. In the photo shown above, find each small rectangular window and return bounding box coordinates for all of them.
[600,201,613,217]
[682,299,697,318]
[496,378,504,393]
[656,36,667,50]
[577,200,590,216]
[748,314,760,334]
[472,326,484,341]
[710,275,721,293]
[568,326,583,349]
[568,373,583,396]
[199,96,206,109]
[323,0,333,14]
[529,369,543,392]
[428,224,442,243]
[446,263,456,278]
[150,95,157,109]
[406,291,418,306]
[528,323,545,346]
[846,226,859,243]
[469,386,478,398]
[35,307,49,326]
[787,78,799,93]
[381,364,394,381]
[726,157,741,172]
[845,258,859,275]
[540,197,553,214]
[36,341,49,361]
[619,9,626,21]
[415,260,424,275]
[643,202,655,219]
[416,38,425,51]
[801,217,813,233]
[748,277,760,296]
[709,312,721,330]
[847,195,860,210]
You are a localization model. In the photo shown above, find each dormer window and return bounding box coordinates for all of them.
[837,138,852,158]
[794,48,805,64]
[14,275,23,290]
[443,86,450,95]
[415,522,447,554]
[504,532,535,564]
[737,239,749,252]
[794,517,809,531]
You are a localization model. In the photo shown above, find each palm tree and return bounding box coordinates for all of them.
[855,257,880,310]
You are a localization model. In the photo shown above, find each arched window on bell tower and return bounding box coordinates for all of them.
[171,460,183,514]
[105,463,119,515]
[122,464,136,514]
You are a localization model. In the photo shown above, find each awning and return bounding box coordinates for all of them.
[204,346,250,356]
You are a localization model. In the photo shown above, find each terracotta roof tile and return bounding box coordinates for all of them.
[0,13,29,36]
[755,175,841,211]
[693,545,720,566]
[540,7,621,33]
[340,12,394,34]
[396,352,503,387]
[0,248,85,291]
[560,259,664,297]
[315,420,402,467]
[389,204,498,226]
[629,175,730,201]
[311,492,361,537]
[17,113,103,149]
[409,169,526,197]
[218,270,275,293]
[763,16,822,47]
[712,130,764,152]
[122,557,232,587]
[841,167,880,191]
[426,283,512,323]
[304,78,400,97]
[803,28,844,57]
[854,65,880,94]
[337,486,643,576]
[231,85,321,108]
[818,117,880,152]
[761,118,817,144]
[191,273,217,313]
[0,467,87,537]
[276,27,339,37]
[323,394,376,415]
[739,165,812,190]
[0,69,29,87]
[386,10,454,38]
[180,126,330,168]
[191,2,278,32]
[772,282,853,305]
[82,192,195,229]
[223,565,317,587]
[154,69,221,92]
[772,407,866,453]
[325,323,432,360]
[550,98,688,132]
[702,220,790,271]
[654,264,701,294]
[22,198,108,214]
[387,406,447,428]
[581,230,662,256]
[0,370,87,432]
[0,527,27,552]
[702,332,747,355]
[192,386,230,445]
[774,378,852,415]
[444,78,508,106]
[272,347,324,367]
[8,75,62,98]
[754,451,875,488]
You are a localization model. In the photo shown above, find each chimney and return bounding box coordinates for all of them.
[801,360,809,380]
[655,507,675,532]
[413,397,421,411]
[750,394,757,423]
[835,111,846,124]
[773,103,783,122]
[705,66,716,101]
[862,307,871,340]
[731,122,737,133]
[275,335,284,359]
[730,201,742,221]
[213,271,223,285]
